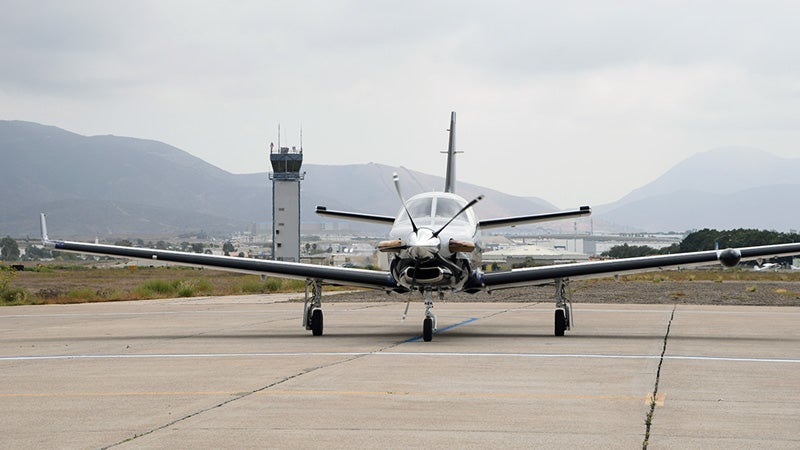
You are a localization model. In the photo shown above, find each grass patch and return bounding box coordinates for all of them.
[236,277,306,294]
[135,278,215,298]
[66,287,99,301]
[615,269,800,283]
[136,279,175,297]
[6,264,319,305]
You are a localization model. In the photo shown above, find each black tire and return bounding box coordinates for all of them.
[555,309,566,336]
[311,309,323,336]
[423,317,433,342]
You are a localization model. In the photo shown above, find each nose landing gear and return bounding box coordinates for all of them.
[422,289,438,342]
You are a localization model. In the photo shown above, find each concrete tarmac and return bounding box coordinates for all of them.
[1,295,799,449]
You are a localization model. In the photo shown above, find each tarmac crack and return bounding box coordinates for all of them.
[642,304,676,450]
[101,335,408,449]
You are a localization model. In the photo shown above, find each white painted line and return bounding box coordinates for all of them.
[2,351,798,364]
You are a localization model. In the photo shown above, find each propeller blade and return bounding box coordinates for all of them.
[432,195,484,237]
[393,173,418,233]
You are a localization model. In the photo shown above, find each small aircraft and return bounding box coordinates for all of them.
[40,112,800,341]
[753,261,780,271]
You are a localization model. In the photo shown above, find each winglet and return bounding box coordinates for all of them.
[39,213,50,244]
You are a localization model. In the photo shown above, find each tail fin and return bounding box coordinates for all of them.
[443,111,458,193]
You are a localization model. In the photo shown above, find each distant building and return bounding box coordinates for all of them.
[483,244,589,269]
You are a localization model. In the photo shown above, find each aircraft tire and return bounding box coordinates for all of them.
[311,309,323,336]
[555,309,566,336]
[423,317,433,342]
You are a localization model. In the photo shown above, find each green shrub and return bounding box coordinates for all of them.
[1,287,30,305]
[175,279,213,297]
[135,279,176,297]
[66,287,98,301]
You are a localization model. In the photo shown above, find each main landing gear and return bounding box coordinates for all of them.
[554,278,573,336]
[303,279,324,336]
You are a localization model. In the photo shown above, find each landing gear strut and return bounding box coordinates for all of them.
[554,278,573,336]
[422,289,438,342]
[303,279,323,336]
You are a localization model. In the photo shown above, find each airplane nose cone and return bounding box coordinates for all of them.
[406,228,440,260]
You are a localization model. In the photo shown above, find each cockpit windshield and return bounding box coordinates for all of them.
[434,197,464,219]
[407,197,433,221]
[396,195,474,228]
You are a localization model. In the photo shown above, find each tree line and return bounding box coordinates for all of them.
[602,228,800,263]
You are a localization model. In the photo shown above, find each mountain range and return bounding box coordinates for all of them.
[595,147,800,232]
[1,120,798,238]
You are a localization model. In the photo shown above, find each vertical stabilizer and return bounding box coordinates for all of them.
[444,111,457,193]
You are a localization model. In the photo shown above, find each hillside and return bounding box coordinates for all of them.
[595,147,800,232]
[4,121,797,237]
[0,121,557,238]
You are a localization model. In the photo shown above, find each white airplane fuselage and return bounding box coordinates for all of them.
[387,192,481,292]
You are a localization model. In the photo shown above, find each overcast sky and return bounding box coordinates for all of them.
[2,1,799,208]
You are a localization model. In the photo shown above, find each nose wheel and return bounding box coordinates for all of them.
[422,289,437,342]
[423,317,433,342]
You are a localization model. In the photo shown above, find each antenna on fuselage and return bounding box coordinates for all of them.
[442,111,461,193]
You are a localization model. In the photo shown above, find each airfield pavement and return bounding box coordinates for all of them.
[1,293,799,448]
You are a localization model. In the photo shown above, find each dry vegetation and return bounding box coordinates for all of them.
[3,263,800,307]
[1,262,307,305]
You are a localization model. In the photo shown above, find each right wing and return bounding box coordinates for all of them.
[479,244,800,290]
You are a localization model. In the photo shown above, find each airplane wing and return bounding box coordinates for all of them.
[479,206,591,230]
[40,216,396,290]
[46,238,398,289]
[479,243,800,289]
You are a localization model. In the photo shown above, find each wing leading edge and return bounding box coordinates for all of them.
[480,243,800,289]
[41,215,396,291]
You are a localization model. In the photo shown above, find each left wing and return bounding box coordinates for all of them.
[41,216,396,290]
[479,244,800,289]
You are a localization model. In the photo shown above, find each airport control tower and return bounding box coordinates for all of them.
[269,140,305,262]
